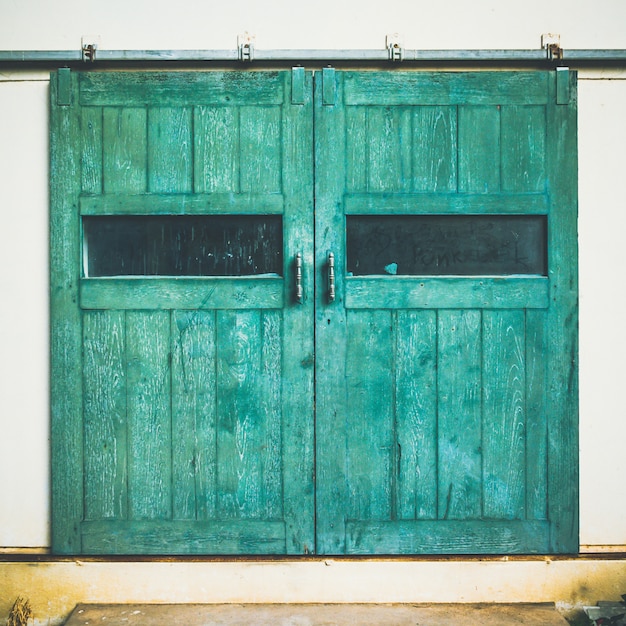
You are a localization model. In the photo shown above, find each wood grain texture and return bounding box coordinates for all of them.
[458,105,501,193]
[482,310,526,520]
[395,310,437,520]
[171,310,217,520]
[80,193,284,216]
[501,105,546,193]
[148,107,192,193]
[437,310,482,521]
[240,106,281,193]
[50,70,84,553]
[103,107,147,193]
[80,277,284,310]
[80,71,284,107]
[194,106,239,193]
[343,72,549,106]
[345,276,549,310]
[83,311,127,521]
[80,106,102,194]
[546,70,579,552]
[126,311,172,520]
[345,310,394,523]
[411,106,457,192]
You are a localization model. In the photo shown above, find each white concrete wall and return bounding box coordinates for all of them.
[1,0,626,553]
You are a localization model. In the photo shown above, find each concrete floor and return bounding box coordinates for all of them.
[64,603,571,625]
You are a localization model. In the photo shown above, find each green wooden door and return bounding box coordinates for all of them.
[51,70,315,554]
[314,70,578,554]
[51,69,577,556]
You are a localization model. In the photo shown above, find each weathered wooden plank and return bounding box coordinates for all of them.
[411,106,457,192]
[526,309,548,520]
[80,277,284,310]
[437,310,482,520]
[81,520,286,554]
[171,310,217,520]
[148,107,192,193]
[260,311,283,519]
[345,520,550,554]
[194,106,239,193]
[367,106,411,192]
[280,69,315,554]
[83,311,127,521]
[216,310,265,519]
[80,71,285,106]
[79,192,284,215]
[103,107,147,193]
[50,69,84,553]
[240,106,281,193]
[345,310,394,522]
[501,105,546,193]
[395,310,437,520]
[482,310,526,520]
[345,106,367,192]
[345,276,549,310]
[126,311,172,521]
[546,70,579,553]
[314,70,349,554]
[458,105,501,193]
[344,192,548,215]
[343,72,549,106]
[80,106,102,194]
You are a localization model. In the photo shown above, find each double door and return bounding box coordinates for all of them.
[50,68,578,555]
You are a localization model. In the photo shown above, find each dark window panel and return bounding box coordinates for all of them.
[84,215,283,277]
[347,215,547,276]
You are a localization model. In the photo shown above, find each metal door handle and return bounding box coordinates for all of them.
[328,252,335,303]
[295,253,303,303]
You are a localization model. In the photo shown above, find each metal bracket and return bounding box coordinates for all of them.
[81,36,99,63]
[386,33,404,62]
[542,33,563,61]
[238,33,255,62]
[81,43,97,63]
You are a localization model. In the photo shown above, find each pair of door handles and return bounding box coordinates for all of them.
[295,252,335,304]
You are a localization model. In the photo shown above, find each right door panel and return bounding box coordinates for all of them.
[314,71,578,555]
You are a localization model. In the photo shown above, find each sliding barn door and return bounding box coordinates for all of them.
[51,70,315,554]
[314,70,578,554]
[52,68,577,556]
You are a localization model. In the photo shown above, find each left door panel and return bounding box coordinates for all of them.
[50,70,315,555]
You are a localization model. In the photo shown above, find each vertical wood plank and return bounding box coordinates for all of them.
[314,70,349,553]
[345,106,367,192]
[103,107,148,193]
[194,106,239,193]
[282,70,315,553]
[216,310,264,519]
[367,106,411,192]
[81,106,103,194]
[482,310,526,520]
[526,309,548,520]
[395,310,438,520]
[437,310,482,520]
[126,311,172,520]
[83,311,127,521]
[501,105,546,192]
[148,107,193,193]
[171,310,217,520]
[240,106,281,192]
[546,70,579,552]
[260,311,283,519]
[458,105,501,193]
[346,310,394,522]
[412,106,457,192]
[50,70,84,553]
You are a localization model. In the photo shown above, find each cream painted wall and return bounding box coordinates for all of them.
[1,0,626,551]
